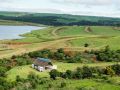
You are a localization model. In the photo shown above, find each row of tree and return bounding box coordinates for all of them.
[89,46,120,62]
[0,15,120,26]
[49,64,120,80]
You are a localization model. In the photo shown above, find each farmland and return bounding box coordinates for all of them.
[0,23,120,90]
[0,26,120,58]
[6,62,118,81]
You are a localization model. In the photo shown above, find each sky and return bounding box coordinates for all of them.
[0,0,120,17]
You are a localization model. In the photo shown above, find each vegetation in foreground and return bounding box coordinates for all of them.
[0,47,120,90]
[0,19,120,90]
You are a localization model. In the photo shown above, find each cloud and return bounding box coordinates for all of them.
[0,0,11,3]
[52,0,115,5]
[0,0,120,17]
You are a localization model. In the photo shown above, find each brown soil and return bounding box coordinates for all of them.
[84,26,93,32]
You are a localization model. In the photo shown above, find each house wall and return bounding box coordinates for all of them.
[38,66,44,72]
[32,64,57,72]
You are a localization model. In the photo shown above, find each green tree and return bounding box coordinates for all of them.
[49,69,60,80]
[65,70,73,79]
[0,66,7,77]
[82,66,93,79]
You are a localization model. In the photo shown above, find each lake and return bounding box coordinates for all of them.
[0,25,44,40]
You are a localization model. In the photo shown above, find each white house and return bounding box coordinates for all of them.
[32,58,57,72]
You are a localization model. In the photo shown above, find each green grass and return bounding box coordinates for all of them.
[68,36,120,50]
[56,26,91,36]
[91,26,120,36]
[0,26,120,59]
[6,62,118,82]
[36,78,120,90]
[14,27,56,43]
[56,26,120,37]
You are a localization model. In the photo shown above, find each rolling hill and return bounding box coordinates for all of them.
[0,11,120,26]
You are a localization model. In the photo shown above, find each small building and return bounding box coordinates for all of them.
[32,58,57,72]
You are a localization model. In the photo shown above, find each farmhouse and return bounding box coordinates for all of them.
[32,58,57,72]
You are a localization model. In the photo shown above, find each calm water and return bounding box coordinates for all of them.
[0,25,44,40]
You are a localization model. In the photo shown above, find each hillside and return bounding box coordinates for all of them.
[0,11,120,26]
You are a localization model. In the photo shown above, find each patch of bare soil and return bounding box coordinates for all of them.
[84,26,93,33]
[113,27,120,31]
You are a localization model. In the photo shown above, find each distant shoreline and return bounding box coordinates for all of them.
[0,20,45,27]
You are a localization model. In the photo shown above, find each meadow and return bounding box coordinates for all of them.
[6,62,118,81]
[0,25,119,90]
[6,62,120,90]
[0,26,120,58]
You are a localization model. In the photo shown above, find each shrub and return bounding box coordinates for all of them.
[49,69,60,80]
[84,43,89,47]
[65,70,73,79]
[0,66,7,77]
[111,64,120,75]
[16,75,23,82]
[104,66,115,77]
[82,66,93,79]
[60,82,66,88]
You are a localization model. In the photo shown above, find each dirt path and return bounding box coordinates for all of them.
[51,27,60,37]
[0,35,102,59]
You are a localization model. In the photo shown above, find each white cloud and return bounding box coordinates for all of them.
[0,0,120,17]
[52,0,115,5]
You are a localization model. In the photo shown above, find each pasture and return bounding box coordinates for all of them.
[0,26,120,58]
[36,79,120,90]
[1,25,120,90]
[6,62,118,81]
[6,62,120,90]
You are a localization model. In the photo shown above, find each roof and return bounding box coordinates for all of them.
[37,58,51,62]
[34,58,52,67]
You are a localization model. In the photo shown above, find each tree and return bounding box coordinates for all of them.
[0,66,7,77]
[49,69,60,80]
[57,48,64,53]
[16,75,22,82]
[82,66,93,78]
[105,66,115,77]
[111,64,120,75]
[84,43,89,47]
[72,67,82,79]
[65,70,73,79]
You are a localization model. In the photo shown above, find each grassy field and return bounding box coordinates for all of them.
[6,62,118,81]
[35,79,120,90]
[68,36,120,50]
[1,25,120,89]
[6,62,120,90]
[0,26,120,58]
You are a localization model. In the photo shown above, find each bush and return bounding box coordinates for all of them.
[84,43,89,47]
[0,66,7,77]
[60,82,66,88]
[82,66,93,79]
[73,68,82,79]
[16,75,23,82]
[65,70,73,79]
[49,69,60,80]
[111,64,120,75]
[104,66,115,77]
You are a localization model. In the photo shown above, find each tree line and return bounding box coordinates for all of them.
[0,15,120,26]
[49,64,120,80]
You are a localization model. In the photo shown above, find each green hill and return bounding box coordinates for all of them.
[0,11,120,26]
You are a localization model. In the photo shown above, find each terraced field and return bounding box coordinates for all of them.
[0,26,120,58]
